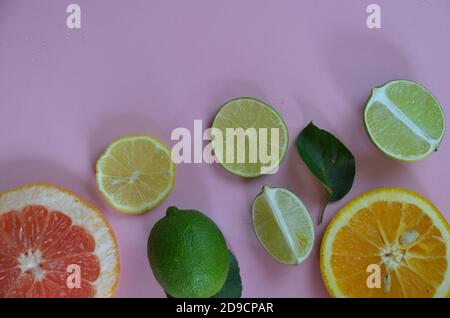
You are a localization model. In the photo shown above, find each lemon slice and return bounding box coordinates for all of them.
[321,188,450,298]
[96,135,176,214]
[252,186,314,265]
[364,80,445,161]
[212,97,289,177]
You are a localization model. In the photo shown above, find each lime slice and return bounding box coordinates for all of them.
[252,186,314,265]
[211,97,288,177]
[96,135,176,214]
[364,80,445,161]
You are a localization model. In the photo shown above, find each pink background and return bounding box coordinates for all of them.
[1,0,449,297]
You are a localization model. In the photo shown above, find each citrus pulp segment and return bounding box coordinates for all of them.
[96,135,176,214]
[321,188,450,298]
[0,184,119,298]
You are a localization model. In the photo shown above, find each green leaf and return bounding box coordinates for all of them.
[212,250,242,298]
[296,122,355,224]
[165,249,242,298]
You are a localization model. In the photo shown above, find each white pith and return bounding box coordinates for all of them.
[379,244,404,270]
[377,230,420,272]
[18,249,44,279]
[262,186,299,263]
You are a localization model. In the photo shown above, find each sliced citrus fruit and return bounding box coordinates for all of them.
[364,80,445,161]
[252,186,314,264]
[96,135,176,214]
[321,188,450,298]
[0,184,119,298]
[211,97,289,177]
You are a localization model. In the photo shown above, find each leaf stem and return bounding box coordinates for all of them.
[318,196,330,225]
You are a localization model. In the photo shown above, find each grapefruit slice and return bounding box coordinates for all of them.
[0,184,120,298]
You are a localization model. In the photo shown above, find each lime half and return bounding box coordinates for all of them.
[364,80,445,161]
[252,186,314,265]
[211,97,288,177]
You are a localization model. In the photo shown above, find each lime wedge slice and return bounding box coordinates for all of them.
[252,186,314,265]
[211,97,288,177]
[364,80,445,161]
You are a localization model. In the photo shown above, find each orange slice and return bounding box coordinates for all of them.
[321,188,450,298]
[0,184,120,298]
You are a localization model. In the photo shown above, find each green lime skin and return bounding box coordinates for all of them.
[148,206,229,298]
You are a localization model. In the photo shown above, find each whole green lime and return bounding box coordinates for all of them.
[147,206,229,298]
